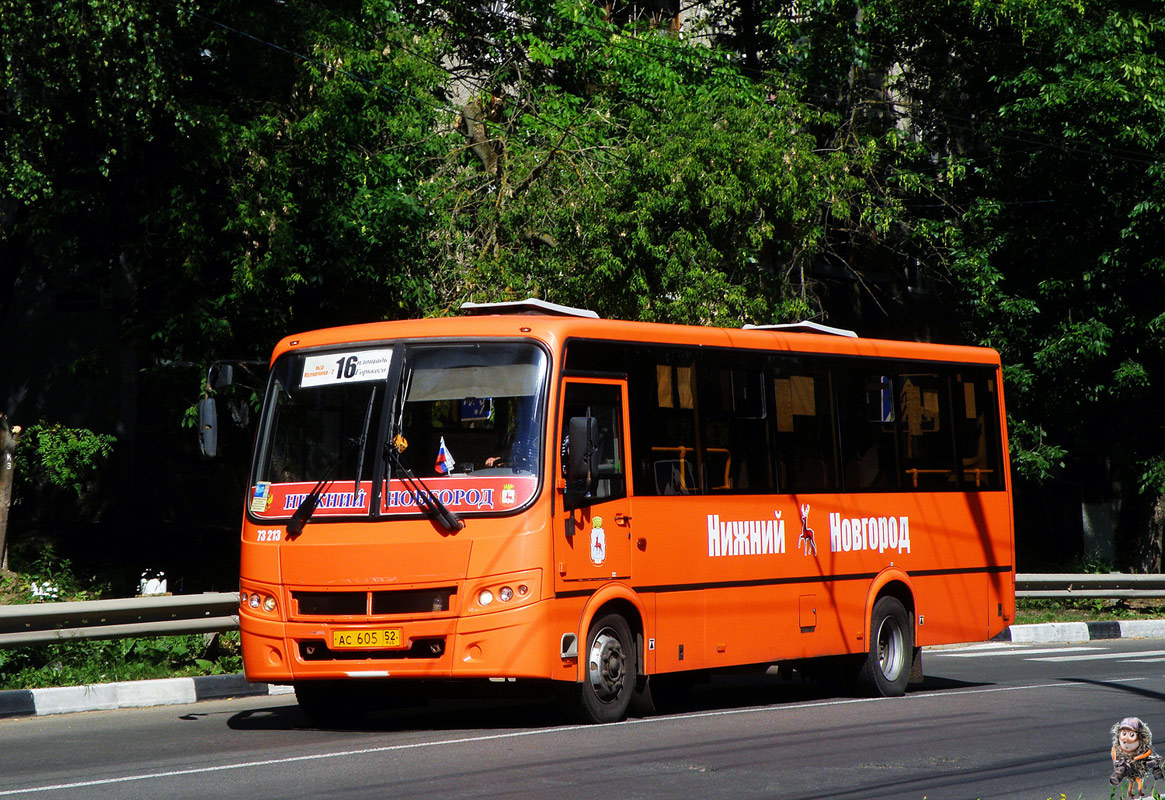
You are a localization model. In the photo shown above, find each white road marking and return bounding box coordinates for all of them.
[932,646,1103,658]
[1029,649,1165,663]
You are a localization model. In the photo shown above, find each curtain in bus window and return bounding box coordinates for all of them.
[897,372,957,490]
[954,371,1003,490]
[771,360,838,493]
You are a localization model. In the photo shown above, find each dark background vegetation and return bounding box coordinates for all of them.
[3,0,1164,595]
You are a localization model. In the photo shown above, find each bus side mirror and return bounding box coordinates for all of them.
[209,363,234,390]
[563,416,598,509]
[198,396,218,458]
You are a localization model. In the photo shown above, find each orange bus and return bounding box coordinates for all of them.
[231,299,1014,724]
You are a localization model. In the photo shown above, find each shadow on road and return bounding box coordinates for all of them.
[225,669,994,733]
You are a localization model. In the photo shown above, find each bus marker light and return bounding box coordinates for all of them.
[517,585,529,596]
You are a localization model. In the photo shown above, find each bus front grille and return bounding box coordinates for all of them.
[293,588,456,617]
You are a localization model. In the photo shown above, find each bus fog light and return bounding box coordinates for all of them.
[263,596,277,613]
[249,594,261,609]
[499,587,514,602]
[478,590,494,606]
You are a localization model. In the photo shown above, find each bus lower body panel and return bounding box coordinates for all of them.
[241,601,562,684]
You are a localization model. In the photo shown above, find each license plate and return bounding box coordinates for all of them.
[331,628,402,650]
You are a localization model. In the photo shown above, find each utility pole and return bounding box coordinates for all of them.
[0,415,20,571]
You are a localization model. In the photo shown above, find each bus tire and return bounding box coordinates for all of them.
[859,596,912,697]
[576,613,636,723]
[295,681,367,727]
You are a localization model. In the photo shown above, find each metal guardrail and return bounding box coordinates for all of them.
[1015,573,1165,600]
[0,593,239,647]
[0,575,1158,648]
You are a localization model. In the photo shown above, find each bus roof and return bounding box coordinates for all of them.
[272,307,1000,367]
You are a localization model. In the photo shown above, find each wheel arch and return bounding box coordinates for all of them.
[573,584,646,683]
[865,568,916,642]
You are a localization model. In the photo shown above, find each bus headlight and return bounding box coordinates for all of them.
[466,570,541,614]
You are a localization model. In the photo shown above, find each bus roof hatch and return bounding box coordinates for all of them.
[459,298,600,318]
[742,321,858,338]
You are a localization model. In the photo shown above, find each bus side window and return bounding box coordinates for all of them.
[561,383,626,504]
[836,369,901,491]
[771,361,838,493]
[699,358,771,494]
[644,359,700,495]
[898,372,956,490]
[954,372,1003,490]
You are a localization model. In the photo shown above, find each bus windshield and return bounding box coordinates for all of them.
[248,342,548,521]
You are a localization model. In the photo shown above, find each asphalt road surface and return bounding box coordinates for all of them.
[3,638,1164,799]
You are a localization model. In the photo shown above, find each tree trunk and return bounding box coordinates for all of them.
[1144,493,1165,574]
[0,414,19,571]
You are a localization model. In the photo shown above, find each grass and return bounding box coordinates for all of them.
[1014,598,1165,625]
[0,632,243,691]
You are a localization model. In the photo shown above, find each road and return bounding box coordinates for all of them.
[2,638,1164,799]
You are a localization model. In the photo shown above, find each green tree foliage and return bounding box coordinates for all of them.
[425,3,872,325]
[15,423,116,501]
[3,0,1165,570]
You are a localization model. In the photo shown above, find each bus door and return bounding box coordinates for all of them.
[554,379,633,586]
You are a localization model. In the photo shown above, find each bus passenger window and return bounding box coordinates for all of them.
[771,362,837,493]
[645,360,700,495]
[897,373,956,490]
[954,372,1004,490]
[836,370,900,491]
[699,360,771,494]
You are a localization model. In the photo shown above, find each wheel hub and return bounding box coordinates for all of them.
[588,629,626,701]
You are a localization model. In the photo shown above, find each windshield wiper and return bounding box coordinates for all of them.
[287,388,378,539]
[352,387,377,494]
[384,438,464,533]
[286,476,328,539]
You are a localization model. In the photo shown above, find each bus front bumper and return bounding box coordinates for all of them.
[241,601,565,684]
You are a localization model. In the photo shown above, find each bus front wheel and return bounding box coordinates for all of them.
[575,613,636,723]
[858,596,912,697]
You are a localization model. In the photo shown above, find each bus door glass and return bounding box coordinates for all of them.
[555,379,633,584]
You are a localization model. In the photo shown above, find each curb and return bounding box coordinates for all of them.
[5,620,1165,719]
[0,673,293,720]
[993,619,1165,644]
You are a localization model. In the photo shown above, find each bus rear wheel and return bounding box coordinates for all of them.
[575,613,636,723]
[858,596,912,697]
